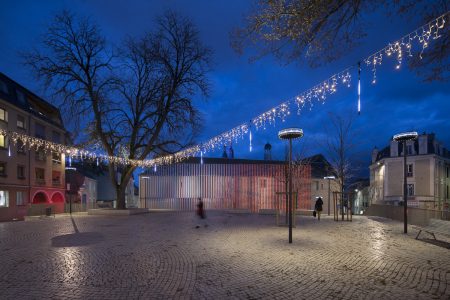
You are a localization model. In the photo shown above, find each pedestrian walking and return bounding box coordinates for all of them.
[197,197,205,219]
[315,197,323,221]
[195,197,207,228]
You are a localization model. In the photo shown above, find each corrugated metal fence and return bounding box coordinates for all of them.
[140,162,311,213]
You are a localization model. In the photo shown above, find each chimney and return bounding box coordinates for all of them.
[390,140,398,157]
[371,147,379,163]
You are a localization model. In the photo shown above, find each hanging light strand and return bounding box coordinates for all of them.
[0,12,447,168]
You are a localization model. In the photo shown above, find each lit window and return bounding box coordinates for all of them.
[16,191,25,206]
[17,115,25,129]
[52,152,61,164]
[407,184,414,196]
[0,162,6,177]
[0,190,9,207]
[17,165,25,179]
[0,135,6,148]
[0,108,7,122]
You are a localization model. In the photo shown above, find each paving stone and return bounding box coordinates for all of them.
[0,213,449,299]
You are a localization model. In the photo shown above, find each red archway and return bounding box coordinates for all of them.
[51,192,64,203]
[32,192,48,204]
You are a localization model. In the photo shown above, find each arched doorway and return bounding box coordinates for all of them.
[32,192,48,204]
[51,192,64,203]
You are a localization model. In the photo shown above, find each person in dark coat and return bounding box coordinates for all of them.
[315,197,324,221]
[197,197,205,219]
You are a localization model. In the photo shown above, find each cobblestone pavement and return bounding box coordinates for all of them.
[0,212,449,299]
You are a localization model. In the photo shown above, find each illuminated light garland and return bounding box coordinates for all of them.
[358,61,361,114]
[0,12,447,168]
[365,13,448,83]
[249,127,253,152]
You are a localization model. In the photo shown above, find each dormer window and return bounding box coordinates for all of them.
[16,90,26,104]
[407,145,413,155]
[0,80,8,94]
[35,123,46,139]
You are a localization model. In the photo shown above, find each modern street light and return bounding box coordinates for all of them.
[278,128,303,244]
[393,131,418,234]
[324,176,336,216]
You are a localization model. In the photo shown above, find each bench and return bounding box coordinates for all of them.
[415,219,450,240]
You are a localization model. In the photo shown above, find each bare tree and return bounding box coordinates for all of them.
[323,112,360,196]
[24,10,211,209]
[231,0,449,81]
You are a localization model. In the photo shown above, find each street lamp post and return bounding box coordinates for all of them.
[278,128,303,244]
[393,131,418,234]
[324,176,335,216]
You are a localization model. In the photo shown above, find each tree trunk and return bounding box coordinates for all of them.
[116,184,127,210]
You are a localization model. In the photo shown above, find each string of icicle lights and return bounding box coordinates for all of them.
[1,11,448,168]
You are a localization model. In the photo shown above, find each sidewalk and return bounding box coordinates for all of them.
[0,212,449,299]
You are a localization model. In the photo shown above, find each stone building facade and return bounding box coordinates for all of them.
[369,133,450,210]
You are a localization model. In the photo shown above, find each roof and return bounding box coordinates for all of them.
[166,156,289,165]
[0,72,65,129]
[301,154,336,178]
[140,154,335,178]
[373,133,450,161]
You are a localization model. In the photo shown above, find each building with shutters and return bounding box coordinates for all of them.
[369,132,450,210]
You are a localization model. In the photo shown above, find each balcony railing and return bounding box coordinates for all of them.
[52,179,60,187]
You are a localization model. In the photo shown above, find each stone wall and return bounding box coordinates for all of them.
[365,204,450,226]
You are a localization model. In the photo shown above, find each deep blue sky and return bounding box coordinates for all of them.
[1,1,449,177]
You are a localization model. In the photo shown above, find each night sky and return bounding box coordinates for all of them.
[1,1,449,178]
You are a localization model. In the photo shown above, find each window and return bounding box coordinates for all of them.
[52,152,61,164]
[0,162,6,177]
[407,145,413,155]
[0,80,8,94]
[0,108,7,122]
[52,171,61,186]
[16,90,26,104]
[0,190,9,207]
[315,181,319,190]
[0,135,6,148]
[17,165,25,179]
[16,191,25,206]
[17,115,25,129]
[407,184,414,196]
[16,139,25,154]
[407,164,413,177]
[35,123,45,139]
[35,168,45,185]
[52,131,61,143]
[35,147,46,161]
